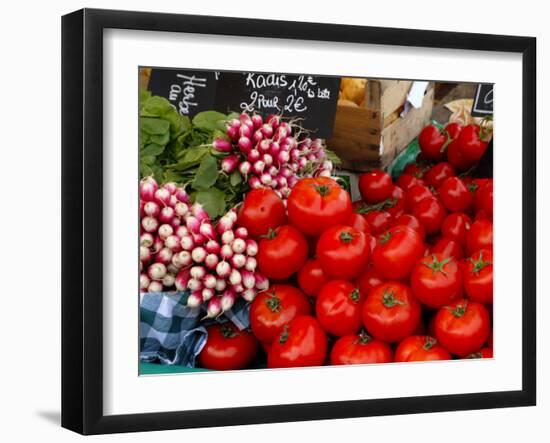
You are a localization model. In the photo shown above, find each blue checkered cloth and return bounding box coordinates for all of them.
[139,291,251,367]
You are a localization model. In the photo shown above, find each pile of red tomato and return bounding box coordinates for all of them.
[198,121,494,371]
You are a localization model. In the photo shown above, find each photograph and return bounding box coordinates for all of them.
[138,67,494,374]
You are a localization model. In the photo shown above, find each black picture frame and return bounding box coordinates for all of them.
[62,8,537,435]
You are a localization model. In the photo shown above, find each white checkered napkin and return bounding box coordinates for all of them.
[140,291,207,367]
[139,292,251,367]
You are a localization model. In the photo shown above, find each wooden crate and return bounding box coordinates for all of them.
[328,80,433,171]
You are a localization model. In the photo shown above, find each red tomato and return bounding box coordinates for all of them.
[330,332,393,365]
[438,177,473,213]
[396,174,426,191]
[249,284,311,344]
[467,347,493,359]
[403,163,426,178]
[393,214,426,240]
[457,124,489,163]
[297,258,328,297]
[411,253,462,308]
[424,162,456,189]
[445,122,463,139]
[466,219,493,254]
[257,225,308,280]
[372,226,424,280]
[316,225,370,280]
[362,281,421,342]
[316,280,364,337]
[463,249,493,304]
[199,323,258,370]
[353,187,404,220]
[432,237,464,260]
[403,162,427,178]
[475,180,493,219]
[366,234,377,255]
[405,184,433,212]
[347,212,371,235]
[395,335,451,362]
[441,213,472,246]
[385,185,406,218]
[418,124,447,161]
[475,209,491,221]
[287,177,352,236]
[363,210,393,234]
[434,299,491,356]
[447,138,474,170]
[261,341,271,354]
[356,267,384,295]
[411,197,446,235]
[358,170,393,203]
[238,188,287,238]
[268,316,328,368]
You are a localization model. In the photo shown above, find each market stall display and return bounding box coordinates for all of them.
[138,71,493,373]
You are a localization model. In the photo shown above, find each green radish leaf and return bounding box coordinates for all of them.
[140,163,153,177]
[140,117,170,135]
[194,188,227,219]
[192,111,228,131]
[149,133,170,146]
[230,171,242,187]
[164,110,190,135]
[141,155,156,165]
[325,149,342,166]
[140,95,173,117]
[141,143,165,157]
[192,154,218,190]
[177,145,209,163]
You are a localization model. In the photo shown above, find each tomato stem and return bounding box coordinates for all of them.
[349,288,361,303]
[382,289,405,308]
[469,251,492,274]
[314,184,331,197]
[339,231,355,244]
[423,254,452,275]
[357,330,372,345]
[440,130,453,153]
[379,231,393,245]
[265,291,281,312]
[265,228,278,240]
[450,301,468,318]
[423,336,437,350]
[467,182,479,193]
[220,325,239,339]
[279,325,290,344]
[355,198,397,215]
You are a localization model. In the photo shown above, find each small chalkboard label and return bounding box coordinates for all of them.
[148,69,218,118]
[215,72,340,138]
[471,83,494,116]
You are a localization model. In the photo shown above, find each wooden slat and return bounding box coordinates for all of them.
[379,80,412,117]
[380,87,434,166]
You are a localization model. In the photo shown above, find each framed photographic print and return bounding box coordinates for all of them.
[61,8,536,435]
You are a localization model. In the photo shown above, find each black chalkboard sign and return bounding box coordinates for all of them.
[148,69,218,118]
[471,83,494,116]
[215,72,340,138]
[146,68,341,138]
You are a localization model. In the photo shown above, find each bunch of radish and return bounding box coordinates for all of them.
[140,176,269,317]
[214,113,334,200]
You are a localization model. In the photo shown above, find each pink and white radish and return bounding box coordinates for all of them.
[147,263,167,281]
[140,176,158,202]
